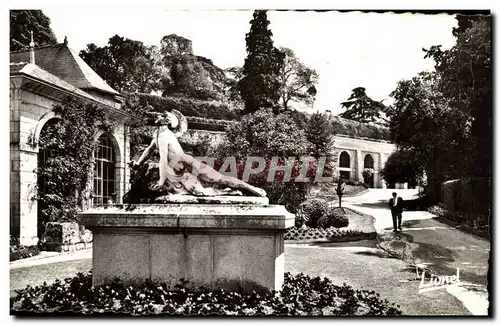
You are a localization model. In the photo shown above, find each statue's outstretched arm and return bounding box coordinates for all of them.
[137,139,156,165]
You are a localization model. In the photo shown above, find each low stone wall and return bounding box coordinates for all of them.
[440,177,491,214]
[39,222,93,252]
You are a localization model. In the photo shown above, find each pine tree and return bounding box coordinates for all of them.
[306,112,334,158]
[239,10,284,114]
[339,87,387,124]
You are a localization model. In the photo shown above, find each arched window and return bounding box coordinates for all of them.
[339,151,350,168]
[93,134,116,205]
[364,154,374,169]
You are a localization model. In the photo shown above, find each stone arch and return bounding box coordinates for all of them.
[32,112,62,150]
[338,151,352,181]
[339,151,350,168]
[364,154,374,169]
[36,117,63,237]
[363,154,375,187]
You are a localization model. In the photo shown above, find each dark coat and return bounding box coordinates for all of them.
[389,197,404,214]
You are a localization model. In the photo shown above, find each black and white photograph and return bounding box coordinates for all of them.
[7,3,493,318]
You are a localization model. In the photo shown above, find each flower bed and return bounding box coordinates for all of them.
[10,270,401,316]
[285,226,376,243]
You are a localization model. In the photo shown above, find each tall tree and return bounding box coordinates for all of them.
[10,10,57,51]
[160,34,193,58]
[380,148,425,188]
[339,87,387,124]
[278,47,319,111]
[306,112,334,158]
[387,72,470,200]
[239,10,284,114]
[424,15,492,178]
[224,66,244,102]
[160,34,227,100]
[79,35,159,93]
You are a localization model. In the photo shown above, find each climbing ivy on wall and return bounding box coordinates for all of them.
[36,97,116,232]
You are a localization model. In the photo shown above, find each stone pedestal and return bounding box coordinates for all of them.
[77,196,295,293]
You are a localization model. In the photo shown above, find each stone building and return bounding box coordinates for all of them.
[333,135,396,188]
[10,39,134,246]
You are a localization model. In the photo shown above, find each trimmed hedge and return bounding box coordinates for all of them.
[124,92,242,121]
[331,116,390,141]
[10,270,401,316]
[186,116,238,132]
[124,93,390,141]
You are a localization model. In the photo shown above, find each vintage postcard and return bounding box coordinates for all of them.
[8,6,492,318]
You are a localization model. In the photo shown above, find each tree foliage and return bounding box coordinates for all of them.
[387,72,471,199]
[79,35,163,93]
[424,15,492,178]
[380,148,425,188]
[36,98,116,231]
[278,47,319,111]
[10,10,57,51]
[306,112,334,158]
[216,109,317,212]
[339,87,388,124]
[159,34,229,101]
[239,10,284,114]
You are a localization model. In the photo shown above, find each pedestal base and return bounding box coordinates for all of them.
[78,201,294,293]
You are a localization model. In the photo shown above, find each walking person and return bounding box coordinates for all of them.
[389,192,404,232]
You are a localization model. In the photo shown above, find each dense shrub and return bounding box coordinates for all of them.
[10,270,401,316]
[10,236,40,261]
[298,198,329,227]
[316,207,349,229]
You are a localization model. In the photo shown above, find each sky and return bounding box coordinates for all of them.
[39,7,458,114]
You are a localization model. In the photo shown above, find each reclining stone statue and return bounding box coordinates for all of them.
[123,110,266,203]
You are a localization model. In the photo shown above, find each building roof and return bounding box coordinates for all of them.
[10,62,111,106]
[10,42,120,96]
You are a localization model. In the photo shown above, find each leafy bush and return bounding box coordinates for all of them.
[285,226,375,242]
[298,198,329,227]
[10,270,401,316]
[316,207,349,229]
[10,237,40,261]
